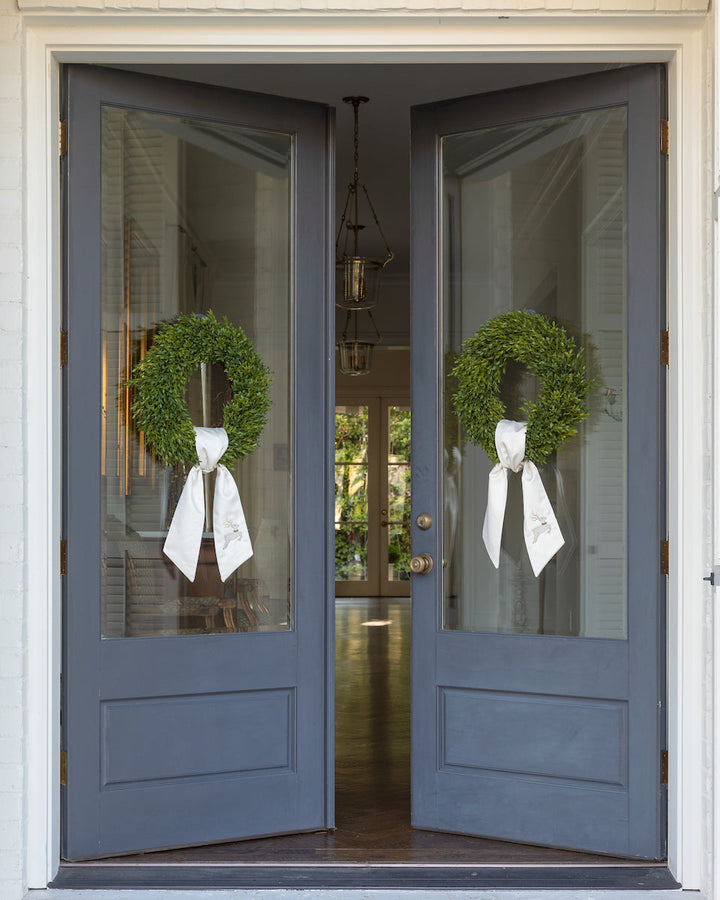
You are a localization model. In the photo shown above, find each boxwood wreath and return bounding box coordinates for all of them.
[452,310,593,465]
[130,311,271,468]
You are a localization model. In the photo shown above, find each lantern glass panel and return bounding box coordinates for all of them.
[337,340,374,376]
[336,257,382,310]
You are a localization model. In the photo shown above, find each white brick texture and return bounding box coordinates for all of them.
[0,0,24,896]
[14,0,712,12]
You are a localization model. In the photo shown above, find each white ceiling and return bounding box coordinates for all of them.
[116,62,618,276]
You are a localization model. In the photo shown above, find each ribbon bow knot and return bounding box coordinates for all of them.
[163,426,253,582]
[482,420,564,577]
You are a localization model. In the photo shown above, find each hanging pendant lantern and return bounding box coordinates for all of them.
[338,256,381,310]
[337,305,382,377]
[337,340,375,376]
[336,96,391,376]
[336,96,393,311]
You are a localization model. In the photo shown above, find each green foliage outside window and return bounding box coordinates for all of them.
[334,406,412,582]
[386,407,411,581]
[335,408,370,581]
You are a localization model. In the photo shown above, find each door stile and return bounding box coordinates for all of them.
[291,78,335,836]
[324,102,336,831]
[624,66,667,856]
[63,69,104,854]
[410,107,444,826]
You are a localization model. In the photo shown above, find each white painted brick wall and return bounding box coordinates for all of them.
[14,0,712,13]
[706,6,718,895]
[0,0,24,897]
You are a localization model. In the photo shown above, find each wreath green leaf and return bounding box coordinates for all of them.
[130,311,271,468]
[451,310,593,466]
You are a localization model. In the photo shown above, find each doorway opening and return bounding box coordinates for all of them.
[62,60,667,869]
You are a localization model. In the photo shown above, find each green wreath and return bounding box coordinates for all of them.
[452,310,593,465]
[130,311,271,468]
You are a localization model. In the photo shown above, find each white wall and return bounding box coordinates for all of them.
[0,1,25,898]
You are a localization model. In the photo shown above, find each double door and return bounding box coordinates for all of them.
[62,63,666,860]
[335,397,412,597]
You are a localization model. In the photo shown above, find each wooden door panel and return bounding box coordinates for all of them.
[63,65,332,859]
[410,64,666,858]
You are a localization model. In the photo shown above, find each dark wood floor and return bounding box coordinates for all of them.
[96,597,635,866]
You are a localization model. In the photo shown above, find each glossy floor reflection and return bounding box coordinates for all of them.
[112,597,631,864]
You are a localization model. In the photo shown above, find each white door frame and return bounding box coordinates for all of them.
[23,13,708,891]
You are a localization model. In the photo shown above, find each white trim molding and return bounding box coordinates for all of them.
[22,13,709,893]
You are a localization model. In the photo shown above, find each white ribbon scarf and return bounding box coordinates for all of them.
[163,426,253,582]
[482,419,564,577]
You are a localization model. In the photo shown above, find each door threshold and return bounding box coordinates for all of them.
[51,863,680,891]
[60,859,667,867]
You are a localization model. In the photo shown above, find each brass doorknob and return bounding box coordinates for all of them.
[410,553,434,575]
[416,513,432,530]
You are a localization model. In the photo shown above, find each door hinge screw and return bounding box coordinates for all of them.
[661,330,669,366]
[661,749,668,785]
[59,120,67,158]
[661,119,669,156]
[661,540,669,576]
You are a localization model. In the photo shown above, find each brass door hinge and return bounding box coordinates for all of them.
[661,330,669,366]
[59,120,67,158]
[661,749,668,785]
[60,331,67,366]
[60,539,67,575]
[661,540,669,576]
[60,750,67,786]
[661,119,669,157]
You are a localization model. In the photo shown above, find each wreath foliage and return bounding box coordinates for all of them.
[452,310,593,466]
[130,311,271,468]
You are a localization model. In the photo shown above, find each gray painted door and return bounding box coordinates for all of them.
[410,65,666,858]
[62,66,333,859]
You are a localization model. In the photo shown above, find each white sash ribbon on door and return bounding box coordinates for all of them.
[163,426,253,582]
[482,419,564,577]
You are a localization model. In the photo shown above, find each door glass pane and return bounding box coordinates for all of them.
[101,106,292,638]
[335,405,370,582]
[441,107,627,639]
[386,406,411,583]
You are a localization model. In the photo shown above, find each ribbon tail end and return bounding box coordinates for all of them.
[162,544,198,582]
[482,534,501,569]
[528,534,565,578]
[218,544,254,583]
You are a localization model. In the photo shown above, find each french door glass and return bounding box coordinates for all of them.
[100,105,292,639]
[386,404,412,585]
[442,106,628,639]
[335,404,370,583]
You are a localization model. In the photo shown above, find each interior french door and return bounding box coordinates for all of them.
[335,397,412,597]
[62,66,333,858]
[410,65,666,857]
